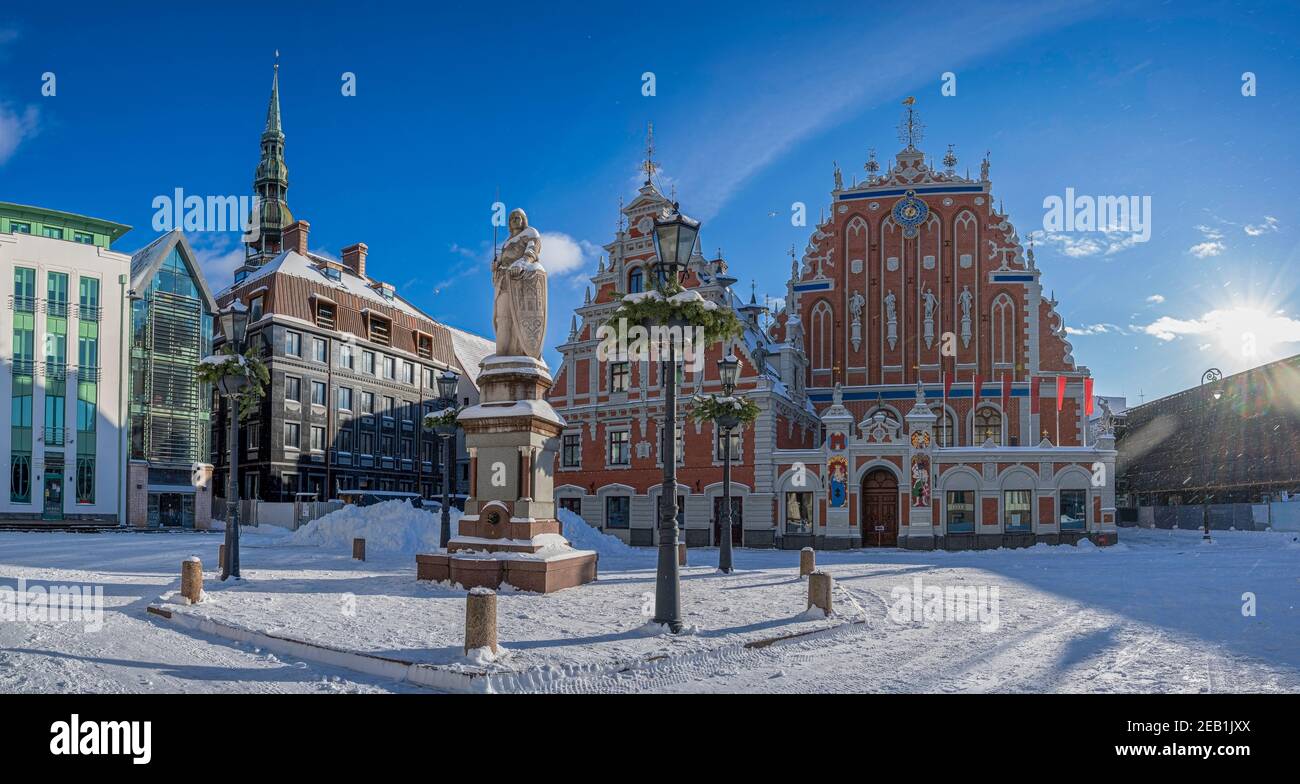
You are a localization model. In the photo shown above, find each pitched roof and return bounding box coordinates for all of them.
[447,325,495,388]
[128,230,219,312]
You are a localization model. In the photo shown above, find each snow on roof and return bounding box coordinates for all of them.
[218,249,428,320]
[447,325,495,387]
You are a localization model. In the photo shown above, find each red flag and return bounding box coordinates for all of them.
[1001,373,1011,411]
[1056,376,1067,411]
[973,373,983,402]
[944,370,954,401]
[1030,376,1041,415]
[1084,377,1095,416]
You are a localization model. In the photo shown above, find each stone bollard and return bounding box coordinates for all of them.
[678,542,688,567]
[181,557,203,604]
[353,538,366,561]
[799,547,815,577]
[218,544,226,572]
[807,570,833,616]
[464,587,498,655]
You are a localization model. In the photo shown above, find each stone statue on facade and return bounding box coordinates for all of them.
[493,208,548,359]
[1097,396,1115,435]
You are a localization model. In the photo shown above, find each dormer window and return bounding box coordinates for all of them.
[417,333,433,359]
[368,314,391,346]
[315,301,336,330]
[371,281,396,301]
[234,269,249,284]
[322,266,342,282]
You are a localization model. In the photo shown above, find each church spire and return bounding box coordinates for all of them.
[244,53,293,269]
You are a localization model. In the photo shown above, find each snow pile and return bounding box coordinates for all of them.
[290,500,459,554]
[558,508,635,558]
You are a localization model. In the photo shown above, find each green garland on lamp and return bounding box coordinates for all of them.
[688,393,760,425]
[422,407,462,429]
[195,347,270,420]
[606,288,743,346]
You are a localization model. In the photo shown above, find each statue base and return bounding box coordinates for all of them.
[415,355,597,593]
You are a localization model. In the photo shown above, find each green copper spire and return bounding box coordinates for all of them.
[244,53,293,269]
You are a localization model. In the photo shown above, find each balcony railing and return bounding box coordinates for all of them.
[11,358,36,376]
[43,427,66,446]
[45,300,70,317]
[76,366,101,382]
[42,362,68,380]
[77,304,101,322]
[8,295,37,312]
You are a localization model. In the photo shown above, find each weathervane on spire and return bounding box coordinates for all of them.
[897,97,924,150]
[943,143,957,174]
[643,121,656,185]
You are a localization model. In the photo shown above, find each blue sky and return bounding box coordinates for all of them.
[1,1,1297,402]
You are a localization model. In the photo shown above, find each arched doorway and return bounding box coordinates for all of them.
[861,468,899,547]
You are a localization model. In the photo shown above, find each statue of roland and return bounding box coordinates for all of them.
[492,208,548,359]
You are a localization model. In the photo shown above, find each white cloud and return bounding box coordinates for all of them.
[1188,241,1225,258]
[1066,323,1126,336]
[1244,216,1278,236]
[0,102,38,165]
[1030,228,1142,258]
[1145,294,1165,304]
[1140,307,1300,344]
[188,234,245,289]
[539,232,599,276]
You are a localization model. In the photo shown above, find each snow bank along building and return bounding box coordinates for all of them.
[212,64,493,504]
[1,202,130,523]
[551,106,1118,550]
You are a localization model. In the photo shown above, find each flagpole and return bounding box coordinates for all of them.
[1055,378,1061,445]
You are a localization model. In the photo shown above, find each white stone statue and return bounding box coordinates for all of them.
[922,287,938,349]
[959,285,973,348]
[493,208,548,359]
[1097,396,1115,435]
[849,290,865,319]
[884,289,898,350]
[849,290,865,351]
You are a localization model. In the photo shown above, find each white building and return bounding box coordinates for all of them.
[0,203,131,523]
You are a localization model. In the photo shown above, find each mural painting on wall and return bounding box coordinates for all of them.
[910,454,931,508]
[828,456,849,508]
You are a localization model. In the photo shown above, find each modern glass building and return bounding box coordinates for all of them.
[1,202,131,523]
[127,231,218,527]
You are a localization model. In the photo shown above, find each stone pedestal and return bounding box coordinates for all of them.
[902,389,937,549]
[416,356,597,593]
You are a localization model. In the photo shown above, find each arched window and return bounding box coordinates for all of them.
[933,406,957,446]
[974,406,1002,445]
[811,300,832,370]
[628,267,643,294]
[10,455,31,502]
[991,293,1015,366]
[76,458,95,504]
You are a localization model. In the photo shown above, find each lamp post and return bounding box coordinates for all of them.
[1199,368,1223,543]
[434,368,460,549]
[716,350,741,574]
[217,298,250,580]
[650,203,699,633]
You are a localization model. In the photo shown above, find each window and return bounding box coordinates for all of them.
[338,387,353,411]
[10,221,31,234]
[311,380,326,406]
[785,491,813,534]
[381,434,395,457]
[360,391,374,414]
[610,361,630,393]
[401,399,414,422]
[417,334,433,359]
[402,362,414,385]
[359,431,374,455]
[810,300,832,370]
[974,407,1002,445]
[1060,489,1087,529]
[315,302,336,330]
[400,438,412,460]
[423,367,434,389]
[946,490,975,533]
[10,455,31,502]
[73,231,94,245]
[362,350,375,374]
[605,496,630,529]
[281,473,299,500]
[369,315,391,346]
[562,433,581,468]
[312,338,327,363]
[383,356,395,380]
[609,430,630,465]
[628,268,644,294]
[559,497,582,515]
[337,425,353,453]
[339,344,354,370]
[42,226,64,240]
[934,407,956,447]
[284,422,300,450]
[248,295,264,322]
[382,396,396,420]
[991,293,1015,366]
[247,422,261,454]
[1003,490,1032,531]
[286,331,302,357]
[310,426,326,452]
[285,375,301,403]
[715,427,741,461]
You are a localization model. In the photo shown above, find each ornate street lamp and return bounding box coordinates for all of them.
[218,298,249,580]
[716,350,741,574]
[1199,368,1223,543]
[434,368,460,549]
[649,203,699,633]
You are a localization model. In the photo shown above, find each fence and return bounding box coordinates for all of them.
[1121,501,1300,532]
[212,499,344,531]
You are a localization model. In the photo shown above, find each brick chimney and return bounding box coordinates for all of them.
[283,220,310,257]
[341,242,368,279]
